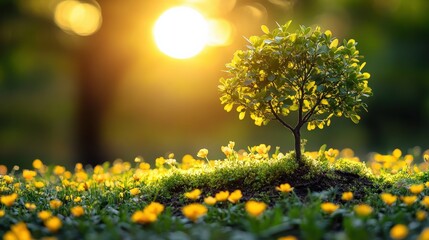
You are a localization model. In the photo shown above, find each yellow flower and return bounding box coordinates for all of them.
[182,203,208,222]
[228,141,235,149]
[71,206,85,217]
[417,210,427,221]
[155,157,165,168]
[197,149,208,158]
[139,162,151,170]
[390,224,408,240]
[3,222,32,240]
[32,159,43,169]
[0,209,5,217]
[22,169,37,180]
[1,193,18,207]
[204,196,217,205]
[44,216,62,232]
[75,162,83,172]
[422,196,429,208]
[34,181,45,189]
[3,175,13,184]
[132,210,157,224]
[25,203,36,211]
[77,183,88,192]
[38,210,52,221]
[320,202,339,214]
[341,192,353,201]
[354,204,373,217]
[221,146,233,156]
[418,228,429,240]
[380,193,397,206]
[276,183,294,193]
[401,196,417,206]
[255,144,271,155]
[184,189,202,200]
[410,184,425,195]
[228,190,243,203]
[64,171,72,179]
[130,188,141,196]
[49,199,63,209]
[278,236,298,240]
[215,191,230,202]
[144,202,165,215]
[74,196,82,203]
[245,200,267,217]
[53,166,66,176]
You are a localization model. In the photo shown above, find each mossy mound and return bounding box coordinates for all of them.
[143,153,379,211]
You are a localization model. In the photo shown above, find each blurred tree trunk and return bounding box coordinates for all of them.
[75,1,134,166]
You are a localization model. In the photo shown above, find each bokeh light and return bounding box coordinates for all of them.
[2,0,429,168]
[54,0,102,36]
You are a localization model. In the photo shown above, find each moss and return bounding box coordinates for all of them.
[332,158,375,180]
[139,152,380,209]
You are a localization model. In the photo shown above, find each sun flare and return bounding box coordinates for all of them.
[153,6,209,59]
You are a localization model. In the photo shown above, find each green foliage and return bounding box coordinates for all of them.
[219,20,372,130]
[219,21,372,162]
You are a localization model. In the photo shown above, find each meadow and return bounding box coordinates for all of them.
[1,142,429,240]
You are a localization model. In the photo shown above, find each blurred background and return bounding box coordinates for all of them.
[1,0,428,169]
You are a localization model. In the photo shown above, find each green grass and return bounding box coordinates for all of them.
[1,146,429,239]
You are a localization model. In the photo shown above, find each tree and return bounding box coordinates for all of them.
[219,21,372,164]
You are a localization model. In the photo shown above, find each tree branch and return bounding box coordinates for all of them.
[269,101,294,132]
[302,93,327,123]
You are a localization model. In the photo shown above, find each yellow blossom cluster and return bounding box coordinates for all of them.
[132,202,165,224]
[306,147,429,175]
[1,143,429,239]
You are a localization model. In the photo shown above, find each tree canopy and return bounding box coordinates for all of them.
[219,21,372,162]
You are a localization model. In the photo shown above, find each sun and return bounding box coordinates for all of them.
[153,6,209,59]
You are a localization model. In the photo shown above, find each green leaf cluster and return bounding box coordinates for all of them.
[219,21,372,131]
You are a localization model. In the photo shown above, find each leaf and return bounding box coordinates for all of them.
[359,62,366,71]
[290,104,299,111]
[236,105,245,112]
[329,39,339,49]
[224,103,234,112]
[254,117,263,126]
[362,72,371,79]
[306,81,315,91]
[321,99,329,105]
[324,30,332,38]
[347,39,356,47]
[239,111,246,120]
[261,25,270,34]
[289,33,297,42]
[307,122,316,131]
[350,114,361,124]
[283,20,292,30]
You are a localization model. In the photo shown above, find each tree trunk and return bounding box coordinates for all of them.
[293,129,302,164]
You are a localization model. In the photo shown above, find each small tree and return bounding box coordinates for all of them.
[219,21,372,164]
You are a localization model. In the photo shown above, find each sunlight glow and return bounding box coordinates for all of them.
[54,0,102,36]
[153,6,209,59]
[207,19,233,46]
